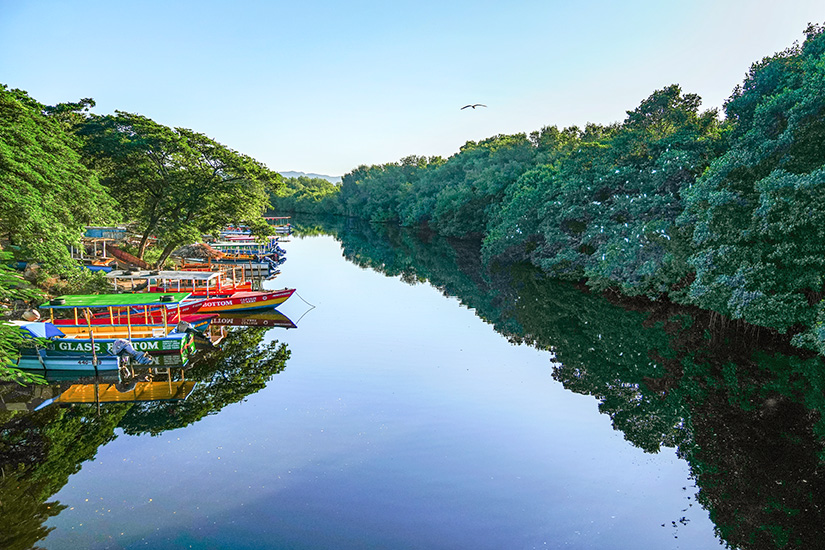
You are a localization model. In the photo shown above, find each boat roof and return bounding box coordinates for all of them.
[210,241,275,247]
[40,293,192,309]
[107,270,220,281]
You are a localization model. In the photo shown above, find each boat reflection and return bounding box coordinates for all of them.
[53,378,196,405]
[2,366,197,411]
[0,324,291,550]
[211,309,297,328]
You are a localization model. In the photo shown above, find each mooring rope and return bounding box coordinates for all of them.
[293,291,316,324]
[294,291,316,309]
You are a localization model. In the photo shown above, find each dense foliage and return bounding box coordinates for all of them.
[272,175,342,215]
[275,24,825,353]
[0,86,116,271]
[680,24,825,339]
[0,251,44,384]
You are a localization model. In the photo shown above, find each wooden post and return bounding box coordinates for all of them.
[85,308,99,369]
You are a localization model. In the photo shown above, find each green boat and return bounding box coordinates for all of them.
[16,293,199,371]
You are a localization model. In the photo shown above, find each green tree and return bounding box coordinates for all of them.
[338,156,437,224]
[482,126,583,263]
[680,24,825,338]
[0,251,45,384]
[483,86,722,299]
[0,85,116,271]
[79,112,284,266]
[427,134,537,237]
[270,175,342,215]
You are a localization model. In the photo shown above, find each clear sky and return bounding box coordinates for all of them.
[1,0,822,177]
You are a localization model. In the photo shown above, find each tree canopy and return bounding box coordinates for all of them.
[0,86,115,271]
[79,112,284,266]
[680,23,825,337]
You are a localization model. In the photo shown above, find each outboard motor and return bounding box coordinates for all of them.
[110,338,152,365]
[176,321,214,349]
[175,320,194,333]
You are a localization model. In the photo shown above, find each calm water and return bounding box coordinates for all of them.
[6,222,823,549]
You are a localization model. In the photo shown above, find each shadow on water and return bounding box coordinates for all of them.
[297,214,825,550]
[0,328,289,550]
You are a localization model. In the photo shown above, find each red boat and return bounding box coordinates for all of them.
[85,289,295,321]
[188,289,295,313]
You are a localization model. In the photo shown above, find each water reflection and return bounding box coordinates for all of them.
[0,327,289,550]
[210,310,297,328]
[299,214,825,550]
[52,377,197,405]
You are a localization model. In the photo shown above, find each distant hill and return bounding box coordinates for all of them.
[279,171,342,184]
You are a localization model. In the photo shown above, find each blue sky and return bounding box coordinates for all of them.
[1,0,822,176]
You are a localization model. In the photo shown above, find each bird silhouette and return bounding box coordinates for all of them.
[461,104,487,110]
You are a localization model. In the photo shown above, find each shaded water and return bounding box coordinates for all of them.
[2,219,823,549]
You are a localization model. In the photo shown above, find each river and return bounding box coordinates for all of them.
[3,218,823,549]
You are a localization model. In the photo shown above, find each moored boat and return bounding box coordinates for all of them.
[102,271,295,313]
[56,312,216,331]
[177,260,276,277]
[190,289,295,313]
[29,294,200,367]
[41,293,192,338]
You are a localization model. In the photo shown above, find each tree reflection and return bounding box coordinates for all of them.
[0,327,288,549]
[298,214,825,550]
[0,404,126,550]
[118,327,289,435]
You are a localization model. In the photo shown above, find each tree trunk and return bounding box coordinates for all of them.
[138,233,150,259]
[154,242,178,270]
[138,215,162,259]
[138,202,163,259]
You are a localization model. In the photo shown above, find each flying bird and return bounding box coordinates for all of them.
[461,104,487,110]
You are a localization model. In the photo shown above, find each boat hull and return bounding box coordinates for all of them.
[188,289,295,313]
[16,355,121,372]
[19,332,196,361]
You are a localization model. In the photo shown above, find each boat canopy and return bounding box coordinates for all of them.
[210,241,278,249]
[40,293,192,309]
[107,270,220,282]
